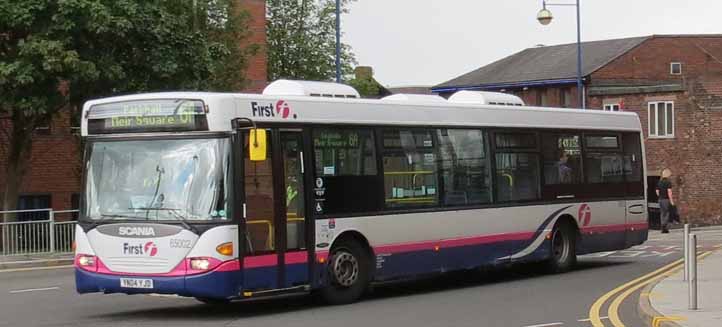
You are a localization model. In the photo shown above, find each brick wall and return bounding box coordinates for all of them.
[511,85,582,108]
[593,36,722,82]
[0,109,82,220]
[238,0,268,93]
[588,36,722,224]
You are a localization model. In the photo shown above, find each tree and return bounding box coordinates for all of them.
[0,0,257,220]
[267,0,356,81]
[347,75,381,98]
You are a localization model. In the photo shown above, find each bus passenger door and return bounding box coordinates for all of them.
[278,130,313,288]
[242,129,313,291]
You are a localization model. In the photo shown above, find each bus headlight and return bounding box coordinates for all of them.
[190,258,211,271]
[76,254,97,272]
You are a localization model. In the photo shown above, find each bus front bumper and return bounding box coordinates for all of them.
[75,268,241,299]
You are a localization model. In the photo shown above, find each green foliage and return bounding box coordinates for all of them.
[347,77,380,98]
[0,0,257,213]
[0,0,256,120]
[267,0,356,81]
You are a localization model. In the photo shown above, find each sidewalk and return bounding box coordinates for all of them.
[0,253,74,270]
[639,244,722,327]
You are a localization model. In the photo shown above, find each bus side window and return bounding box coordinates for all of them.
[623,133,644,197]
[436,129,492,206]
[494,132,540,202]
[542,134,581,185]
[313,128,380,215]
[382,129,439,208]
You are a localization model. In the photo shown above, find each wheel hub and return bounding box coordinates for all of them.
[331,251,359,287]
[552,229,569,264]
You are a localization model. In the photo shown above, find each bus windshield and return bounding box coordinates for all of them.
[84,137,230,222]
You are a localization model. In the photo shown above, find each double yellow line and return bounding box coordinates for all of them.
[587,251,713,327]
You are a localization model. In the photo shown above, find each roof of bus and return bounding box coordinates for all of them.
[81,92,642,136]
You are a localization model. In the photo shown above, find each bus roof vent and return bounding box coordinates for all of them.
[447,90,525,106]
[262,79,360,99]
[380,94,447,103]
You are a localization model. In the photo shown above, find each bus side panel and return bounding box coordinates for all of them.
[317,204,582,281]
[316,201,640,283]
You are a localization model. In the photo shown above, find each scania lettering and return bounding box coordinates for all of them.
[75,81,648,305]
[118,227,156,237]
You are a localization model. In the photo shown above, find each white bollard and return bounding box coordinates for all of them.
[688,233,698,310]
[684,223,690,281]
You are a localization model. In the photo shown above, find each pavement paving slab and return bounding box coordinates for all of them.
[642,241,722,327]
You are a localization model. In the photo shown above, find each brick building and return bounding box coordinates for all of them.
[0,0,268,220]
[433,35,722,225]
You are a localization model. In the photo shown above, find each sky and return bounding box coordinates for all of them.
[343,0,722,87]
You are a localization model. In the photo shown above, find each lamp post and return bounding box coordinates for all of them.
[335,0,341,83]
[537,0,584,109]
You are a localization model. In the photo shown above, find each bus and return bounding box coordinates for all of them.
[74,80,648,304]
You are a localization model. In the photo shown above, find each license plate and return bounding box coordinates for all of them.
[120,278,154,289]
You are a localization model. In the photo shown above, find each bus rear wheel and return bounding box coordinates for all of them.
[320,239,371,305]
[546,223,576,273]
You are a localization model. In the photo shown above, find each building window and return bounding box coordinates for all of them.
[71,193,80,220]
[604,103,620,111]
[34,123,51,135]
[535,89,548,106]
[70,106,81,135]
[382,129,438,208]
[648,101,674,138]
[559,88,571,108]
[670,62,682,75]
[16,194,51,221]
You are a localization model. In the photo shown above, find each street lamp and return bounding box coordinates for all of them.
[335,0,341,83]
[537,0,585,109]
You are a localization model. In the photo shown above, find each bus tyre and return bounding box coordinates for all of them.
[546,223,576,273]
[320,239,371,305]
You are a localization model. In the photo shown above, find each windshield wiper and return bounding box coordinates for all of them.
[88,213,147,228]
[131,207,198,234]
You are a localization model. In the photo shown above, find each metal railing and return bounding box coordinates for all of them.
[0,209,78,256]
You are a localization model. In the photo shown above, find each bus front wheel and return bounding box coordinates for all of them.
[546,222,577,273]
[320,239,371,305]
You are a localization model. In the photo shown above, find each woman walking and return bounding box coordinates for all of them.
[656,168,675,233]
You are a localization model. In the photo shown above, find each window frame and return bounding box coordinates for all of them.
[491,130,542,203]
[302,123,644,219]
[670,62,682,75]
[648,101,675,139]
[379,128,441,209]
[603,103,620,112]
[310,126,383,217]
[436,128,493,207]
[16,193,52,221]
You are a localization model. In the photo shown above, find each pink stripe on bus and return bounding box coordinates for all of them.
[241,251,309,269]
[374,231,536,254]
[581,222,648,234]
[243,254,277,268]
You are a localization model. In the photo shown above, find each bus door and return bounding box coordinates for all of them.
[622,133,646,245]
[242,129,313,291]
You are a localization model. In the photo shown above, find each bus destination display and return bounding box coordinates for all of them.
[87,99,209,134]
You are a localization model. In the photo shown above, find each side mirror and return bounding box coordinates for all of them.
[249,129,267,161]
